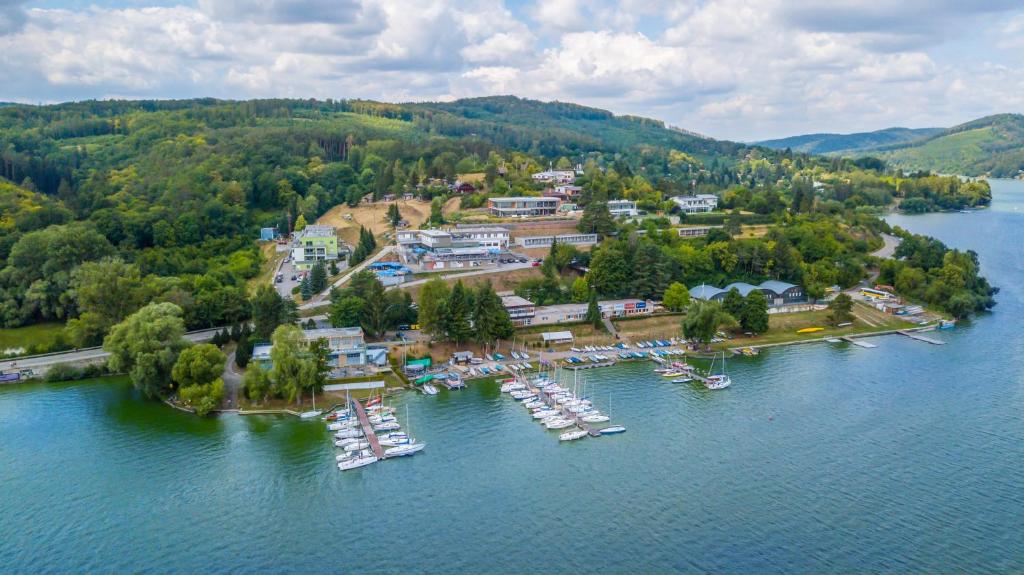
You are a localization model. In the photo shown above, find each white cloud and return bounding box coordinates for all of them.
[0,0,1021,140]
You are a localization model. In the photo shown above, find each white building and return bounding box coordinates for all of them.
[671,194,719,213]
[531,170,576,184]
[488,196,560,218]
[503,297,653,326]
[514,233,598,248]
[396,228,503,271]
[450,226,510,249]
[607,199,638,217]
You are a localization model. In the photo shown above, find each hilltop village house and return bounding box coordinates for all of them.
[291,225,343,270]
[531,170,576,184]
[671,194,719,213]
[689,281,806,307]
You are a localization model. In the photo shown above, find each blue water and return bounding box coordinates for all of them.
[2,181,1024,573]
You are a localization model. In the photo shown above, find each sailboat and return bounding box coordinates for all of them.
[299,384,322,419]
[704,352,732,390]
[385,404,426,457]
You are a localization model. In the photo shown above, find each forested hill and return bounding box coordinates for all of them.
[871,114,1024,177]
[757,127,942,155]
[0,96,764,334]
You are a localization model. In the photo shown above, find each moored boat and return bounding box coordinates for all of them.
[559,429,588,441]
[598,425,626,435]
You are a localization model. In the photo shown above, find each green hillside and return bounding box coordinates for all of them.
[873,114,1024,177]
[757,127,941,154]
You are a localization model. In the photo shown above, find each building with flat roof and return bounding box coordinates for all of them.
[531,170,576,184]
[514,233,598,248]
[504,297,653,326]
[542,331,574,344]
[501,295,536,326]
[488,196,560,218]
[607,199,638,217]
[252,327,387,370]
[671,194,719,213]
[676,226,720,237]
[292,225,342,270]
[396,228,503,271]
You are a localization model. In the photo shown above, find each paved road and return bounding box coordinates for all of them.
[0,327,224,375]
[872,233,902,259]
[222,349,243,408]
[300,245,395,309]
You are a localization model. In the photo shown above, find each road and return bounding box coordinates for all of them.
[222,349,243,408]
[0,327,224,376]
[299,245,395,309]
[872,233,902,259]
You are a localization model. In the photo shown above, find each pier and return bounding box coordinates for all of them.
[841,336,877,348]
[565,361,616,371]
[898,330,946,345]
[351,399,386,460]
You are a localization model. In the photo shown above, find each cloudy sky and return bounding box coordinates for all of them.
[1,0,1022,140]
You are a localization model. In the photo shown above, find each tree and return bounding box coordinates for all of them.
[740,291,769,334]
[472,280,514,344]
[300,275,313,300]
[329,295,365,327]
[417,278,450,338]
[827,293,854,326]
[662,282,690,312]
[570,276,590,303]
[682,300,737,345]
[722,288,745,317]
[387,202,401,227]
[269,324,306,403]
[66,258,169,347]
[104,302,189,398]
[235,336,252,368]
[359,277,389,338]
[309,261,328,293]
[443,281,473,343]
[578,199,616,235]
[251,284,297,340]
[294,214,308,231]
[429,196,445,225]
[178,378,224,417]
[329,261,340,276]
[172,343,226,389]
[586,291,603,329]
[243,365,270,403]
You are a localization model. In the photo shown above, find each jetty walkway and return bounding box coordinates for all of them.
[352,399,385,460]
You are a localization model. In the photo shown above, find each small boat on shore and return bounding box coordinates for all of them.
[422,383,439,395]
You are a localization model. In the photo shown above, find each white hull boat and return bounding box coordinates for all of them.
[559,429,588,441]
[373,422,401,432]
[544,418,575,430]
[338,455,378,471]
[333,429,363,439]
[598,425,626,435]
[299,409,323,419]
[343,440,371,452]
[581,414,609,423]
[384,442,426,457]
[422,384,439,396]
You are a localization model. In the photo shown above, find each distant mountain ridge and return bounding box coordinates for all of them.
[756,127,943,154]
[758,114,1024,177]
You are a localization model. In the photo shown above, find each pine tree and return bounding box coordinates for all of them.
[234,336,251,368]
[294,214,308,231]
[472,281,514,344]
[586,291,603,330]
[443,281,473,344]
[722,288,745,317]
[310,261,328,293]
[329,261,339,276]
[387,203,401,227]
[300,275,312,300]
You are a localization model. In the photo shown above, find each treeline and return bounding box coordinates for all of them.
[417,278,513,345]
[879,231,997,317]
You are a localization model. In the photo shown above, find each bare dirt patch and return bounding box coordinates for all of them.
[317,200,430,245]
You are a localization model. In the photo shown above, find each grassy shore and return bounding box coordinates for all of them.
[0,322,67,356]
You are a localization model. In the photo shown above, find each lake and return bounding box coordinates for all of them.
[3,180,1024,573]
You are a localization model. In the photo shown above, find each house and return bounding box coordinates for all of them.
[531,170,576,184]
[688,280,806,307]
[545,185,582,201]
[453,182,476,194]
[607,199,638,217]
[514,233,598,248]
[541,331,575,345]
[677,226,719,237]
[671,194,719,213]
[488,196,560,217]
[291,225,342,270]
[501,295,536,327]
[251,327,387,370]
[451,226,510,249]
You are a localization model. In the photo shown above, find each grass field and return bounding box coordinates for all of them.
[249,242,288,294]
[0,322,67,356]
[724,304,918,349]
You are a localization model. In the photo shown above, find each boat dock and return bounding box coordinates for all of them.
[351,399,386,460]
[565,361,616,371]
[898,330,946,345]
[841,336,877,348]
[532,380,601,438]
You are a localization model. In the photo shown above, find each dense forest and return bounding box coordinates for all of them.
[0,97,997,354]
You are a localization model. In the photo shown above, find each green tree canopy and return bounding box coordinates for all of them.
[104,302,189,398]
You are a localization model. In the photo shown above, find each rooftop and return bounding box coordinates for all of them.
[296,225,336,238]
[303,327,363,339]
[501,295,535,308]
[541,330,574,341]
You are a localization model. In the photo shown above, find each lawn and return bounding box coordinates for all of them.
[723,304,919,349]
[0,322,68,356]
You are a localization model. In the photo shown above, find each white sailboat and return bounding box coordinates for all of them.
[705,352,732,390]
[299,384,322,419]
[559,428,588,441]
[385,405,425,457]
